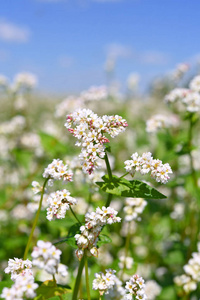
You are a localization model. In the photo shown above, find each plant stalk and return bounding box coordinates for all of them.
[23,177,49,260]
[72,257,85,300]
[84,251,91,300]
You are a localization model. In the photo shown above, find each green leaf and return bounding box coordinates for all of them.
[35,280,71,300]
[54,223,81,248]
[97,234,112,248]
[0,280,13,295]
[39,131,67,157]
[157,286,176,300]
[0,189,7,206]
[65,236,78,249]
[96,175,167,199]
[12,148,32,169]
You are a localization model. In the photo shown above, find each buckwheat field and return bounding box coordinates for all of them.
[1,1,200,300]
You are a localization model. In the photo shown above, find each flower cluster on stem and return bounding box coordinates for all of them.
[31,240,67,276]
[64,108,128,174]
[174,242,200,293]
[124,152,172,184]
[46,189,77,221]
[75,206,121,260]
[43,158,73,186]
[92,269,117,296]
[124,274,147,300]
[1,258,38,300]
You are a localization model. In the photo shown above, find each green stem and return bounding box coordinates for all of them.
[52,274,57,286]
[105,193,113,207]
[23,177,49,260]
[84,251,91,300]
[72,257,85,300]
[104,152,113,207]
[70,206,82,225]
[104,152,112,181]
[188,116,198,188]
[119,172,129,179]
[122,222,131,279]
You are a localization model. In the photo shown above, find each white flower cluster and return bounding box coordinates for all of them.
[164,88,188,104]
[80,85,108,102]
[0,74,8,88]
[172,63,189,80]
[146,114,179,133]
[32,181,42,194]
[13,72,37,90]
[0,115,26,135]
[31,240,67,276]
[75,206,121,260]
[55,96,83,118]
[1,258,38,300]
[105,276,126,300]
[65,108,128,174]
[123,198,147,222]
[92,269,117,295]
[118,255,134,270]
[124,152,172,184]
[174,242,200,293]
[190,75,200,93]
[144,280,161,300]
[46,189,77,221]
[4,258,33,281]
[43,158,73,186]
[125,274,147,300]
[164,75,200,112]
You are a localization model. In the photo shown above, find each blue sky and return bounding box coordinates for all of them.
[0,0,200,94]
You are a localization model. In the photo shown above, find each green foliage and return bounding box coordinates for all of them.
[96,233,112,248]
[35,280,71,300]
[54,223,81,248]
[96,175,167,199]
[39,132,69,158]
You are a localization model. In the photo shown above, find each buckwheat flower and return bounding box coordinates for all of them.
[5,258,33,281]
[31,240,62,275]
[123,198,147,222]
[164,88,189,104]
[55,96,83,118]
[146,114,179,133]
[105,276,126,299]
[144,280,161,300]
[13,72,37,90]
[174,242,200,293]
[93,269,116,295]
[1,273,38,300]
[75,206,121,260]
[32,181,42,194]
[118,256,134,270]
[189,75,200,93]
[46,189,77,221]
[182,91,200,112]
[65,109,128,174]
[43,159,73,185]
[80,85,108,102]
[172,63,189,80]
[0,115,26,135]
[124,152,172,184]
[125,275,146,300]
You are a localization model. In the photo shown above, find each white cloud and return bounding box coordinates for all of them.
[106,43,132,60]
[0,20,30,43]
[139,51,170,65]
